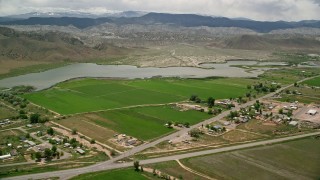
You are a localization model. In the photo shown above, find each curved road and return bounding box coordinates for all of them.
[3,75,319,180]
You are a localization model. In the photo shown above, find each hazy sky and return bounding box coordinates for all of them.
[0,0,319,21]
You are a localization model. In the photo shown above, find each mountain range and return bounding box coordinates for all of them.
[1,12,320,33]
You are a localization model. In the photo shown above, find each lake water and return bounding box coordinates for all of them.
[0,61,278,90]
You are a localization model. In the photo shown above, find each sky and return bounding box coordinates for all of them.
[0,0,319,21]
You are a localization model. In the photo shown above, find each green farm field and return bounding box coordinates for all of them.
[58,106,210,141]
[71,168,149,180]
[304,76,320,87]
[24,78,252,115]
[181,137,320,180]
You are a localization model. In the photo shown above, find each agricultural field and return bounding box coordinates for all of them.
[23,78,253,115]
[0,106,16,119]
[304,76,320,87]
[279,86,320,104]
[258,68,319,85]
[71,168,150,180]
[181,137,320,180]
[57,105,210,142]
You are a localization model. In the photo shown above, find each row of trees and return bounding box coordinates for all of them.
[190,95,215,107]
[30,113,49,124]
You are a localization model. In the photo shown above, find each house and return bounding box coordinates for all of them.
[19,136,27,141]
[126,139,137,146]
[26,124,33,128]
[76,148,85,155]
[7,143,12,147]
[289,121,298,126]
[64,143,71,147]
[307,109,317,116]
[25,140,36,147]
[0,154,11,160]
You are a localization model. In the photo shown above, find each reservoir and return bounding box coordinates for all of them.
[0,61,280,90]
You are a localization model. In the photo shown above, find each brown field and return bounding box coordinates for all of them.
[55,114,126,150]
[0,60,49,74]
[221,129,265,142]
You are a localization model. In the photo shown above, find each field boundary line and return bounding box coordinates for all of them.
[67,102,185,116]
[175,159,215,180]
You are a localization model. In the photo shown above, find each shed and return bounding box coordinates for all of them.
[289,121,298,126]
[307,109,317,116]
[25,140,36,146]
[76,148,85,155]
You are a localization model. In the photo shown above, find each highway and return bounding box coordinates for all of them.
[4,131,320,180]
[3,75,319,180]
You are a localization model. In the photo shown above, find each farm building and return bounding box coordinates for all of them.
[76,148,85,155]
[0,154,11,160]
[307,109,317,116]
[289,121,298,126]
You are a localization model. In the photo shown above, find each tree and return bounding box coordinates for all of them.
[207,97,215,107]
[44,148,52,159]
[90,139,96,144]
[30,113,40,124]
[279,108,283,114]
[189,95,197,101]
[167,121,172,128]
[26,133,30,138]
[70,138,77,144]
[195,97,201,103]
[133,161,140,171]
[141,166,144,172]
[35,152,42,161]
[47,128,54,136]
[72,129,77,135]
[189,129,202,138]
[51,145,57,153]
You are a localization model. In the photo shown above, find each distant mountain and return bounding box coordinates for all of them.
[3,11,147,20]
[0,17,113,29]
[1,12,320,33]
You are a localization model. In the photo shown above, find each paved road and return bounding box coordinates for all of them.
[3,75,319,180]
[4,131,320,180]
